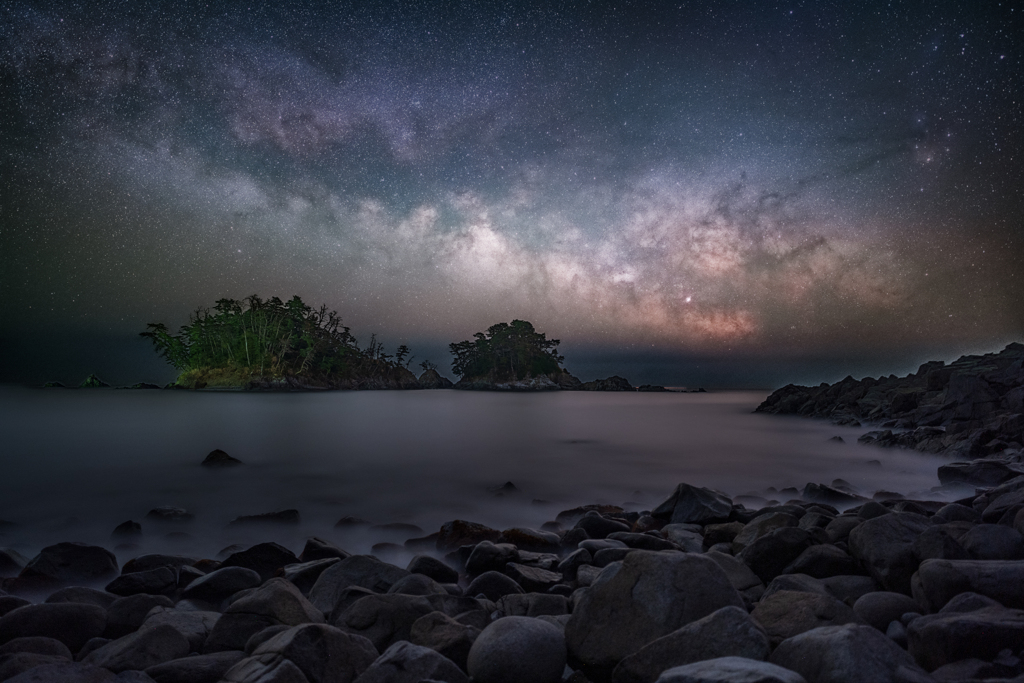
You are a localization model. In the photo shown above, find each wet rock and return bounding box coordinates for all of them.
[333,593,437,652]
[750,590,863,647]
[651,484,733,525]
[913,558,1024,611]
[466,542,519,575]
[566,551,743,681]
[201,449,243,467]
[143,607,220,652]
[309,555,410,618]
[182,566,262,603]
[407,555,459,585]
[436,521,501,552]
[907,605,1024,671]
[802,483,866,507]
[612,606,770,683]
[105,567,177,597]
[467,616,565,683]
[0,602,107,652]
[83,624,190,673]
[960,523,1024,560]
[982,488,1024,523]
[654,657,806,683]
[848,513,931,594]
[145,650,246,683]
[737,528,818,584]
[575,564,602,587]
[852,592,922,632]
[250,623,378,683]
[410,611,480,671]
[387,573,447,596]
[204,578,324,653]
[701,522,743,547]
[280,558,341,594]
[782,545,862,579]
[104,594,175,639]
[557,549,593,579]
[358,640,468,682]
[769,623,921,683]
[465,571,525,602]
[17,543,118,589]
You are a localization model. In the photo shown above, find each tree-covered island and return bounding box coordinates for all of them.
[140,296,651,391]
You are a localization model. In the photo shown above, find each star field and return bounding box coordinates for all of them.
[1,0,1022,384]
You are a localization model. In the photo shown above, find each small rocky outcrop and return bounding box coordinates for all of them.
[581,376,635,391]
[201,449,243,467]
[417,369,455,389]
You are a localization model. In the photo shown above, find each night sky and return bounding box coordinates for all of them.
[1,1,1022,387]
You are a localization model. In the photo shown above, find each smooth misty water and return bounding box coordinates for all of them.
[0,386,960,564]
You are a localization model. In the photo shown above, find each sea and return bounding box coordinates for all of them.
[0,386,963,566]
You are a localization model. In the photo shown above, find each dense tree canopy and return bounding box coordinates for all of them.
[449,320,564,380]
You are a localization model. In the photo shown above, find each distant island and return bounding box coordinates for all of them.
[130,294,680,392]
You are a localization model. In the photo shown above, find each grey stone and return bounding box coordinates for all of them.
[308,555,410,618]
[105,567,177,597]
[19,543,118,588]
[769,624,920,683]
[497,593,567,618]
[565,551,743,681]
[612,606,770,683]
[651,484,733,525]
[43,587,116,609]
[219,544,299,583]
[820,575,879,606]
[737,528,817,584]
[607,533,678,552]
[704,551,764,593]
[906,605,1024,671]
[298,538,350,563]
[83,624,190,673]
[852,592,922,632]
[732,514,799,553]
[253,623,378,683]
[932,504,980,524]
[960,523,1024,560]
[558,549,593,578]
[824,516,862,543]
[410,611,480,671]
[142,607,219,652]
[654,657,806,683]
[498,528,561,552]
[751,590,864,647]
[104,594,175,639]
[220,655,309,683]
[386,573,447,596]
[574,512,632,539]
[436,521,501,552]
[407,555,459,585]
[467,616,565,683]
[504,563,561,592]
[782,545,862,579]
[913,558,1024,611]
[121,555,197,575]
[465,571,525,601]
[938,591,1003,613]
[466,542,519,576]
[182,566,262,603]
[575,564,602,587]
[0,596,32,618]
[0,603,107,652]
[204,578,324,653]
[355,640,468,683]
[145,651,246,683]
[244,626,292,655]
[761,574,830,601]
[848,513,932,594]
[0,653,72,681]
[912,526,969,563]
[2,660,119,682]
[0,637,73,659]
[592,548,634,567]
[333,593,436,652]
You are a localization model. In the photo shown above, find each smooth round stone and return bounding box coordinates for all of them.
[467,616,566,683]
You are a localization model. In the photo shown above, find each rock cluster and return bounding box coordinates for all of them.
[2,476,1023,683]
[756,342,1024,460]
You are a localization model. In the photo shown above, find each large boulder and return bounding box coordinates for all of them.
[651,484,733,525]
[121,554,197,575]
[0,636,73,659]
[937,460,1024,487]
[750,591,863,647]
[847,513,931,594]
[907,605,1024,671]
[612,606,770,683]
[104,566,178,597]
[467,616,565,683]
[912,558,1024,611]
[654,657,806,683]
[142,607,220,652]
[1,660,120,682]
[333,593,437,652]
[17,543,118,588]
[565,551,743,681]
[43,587,116,608]
[465,571,525,601]
[782,545,861,579]
[82,623,190,673]
[960,524,1024,560]
[851,592,922,632]
[298,537,350,563]
[281,558,343,594]
[356,640,468,683]
[731,514,798,553]
[309,555,410,618]
[407,555,459,585]
[410,610,481,671]
[181,566,262,603]
[204,578,324,652]
[436,521,501,552]
[0,603,107,652]
[769,624,921,683]
[465,542,519,576]
[220,543,299,583]
[250,623,378,683]
[145,651,246,683]
[737,528,817,584]
[104,594,175,639]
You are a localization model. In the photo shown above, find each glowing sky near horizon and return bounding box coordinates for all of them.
[1,0,1021,363]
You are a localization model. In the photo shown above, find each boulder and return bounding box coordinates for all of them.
[732,514,799,553]
[497,593,568,618]
[651,484,733,525]
[654,657,806,683]
[0,637,73,659]
[907,605,1024,671]
[612,606,770,683]
[308,555,410,618]
[913,558,1024,611]
[769,624,921,683]
[465,571,525,601]
[852,592,922,632]
[938,591,1003,613]
[145,651,246,683]
[499,528,561,552]
[704,551,764,594]
[558,549,593,579]
[0,653,72,680]
[960,524,1024,560]
[824,516,861,543]
[298,538,350,563]
[565,551,743,681]
[410,611,480,671]
[355,640,467,683]
[204,578,324,653]
[467,616,565,683]
[761,574,830,601]
[911,526,969,563]
[43,586,117,608]
[252,623,378,683]
[17,543,118,588]
[333,593,437,652]
[182,566,262,603]
[0,603,107,652]
[105,566,177,597]
[847,513,931,594]
[229,510,301,527]
[219,543,299,583]
[143,607,220,652]
[736,528,817,584]
[504,563,561,592]
[201,449,242,467]
[121,555,197,574]
[279,558,341,594]
[820,575,879,606]
[0,660,120,682]
[436,521,501,552]
[407,555,459,585]
[750,590,863,647]
[782,545,862,579]
[937,460,1024,487]
[104,594,175,639]
[574,513,632,539]
[220,655,310,683]
[0,596,31,617]
[466,542,519,575]
[82,623,189,673]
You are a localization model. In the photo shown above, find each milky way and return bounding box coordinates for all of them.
[1,1,1022,384]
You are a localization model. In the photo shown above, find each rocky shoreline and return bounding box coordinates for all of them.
[1,468,1023,683]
